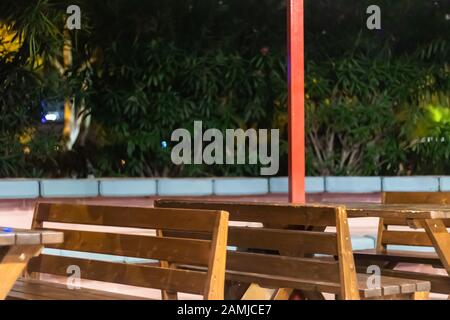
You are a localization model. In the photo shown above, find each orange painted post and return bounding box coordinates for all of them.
[287,0,305,203]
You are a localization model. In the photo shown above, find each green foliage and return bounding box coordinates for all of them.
[0,0,449,177]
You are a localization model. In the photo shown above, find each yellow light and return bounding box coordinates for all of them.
[0,24,22,57]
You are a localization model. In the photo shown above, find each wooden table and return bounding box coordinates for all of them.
[329,203,450,276]
[0,227,63,299]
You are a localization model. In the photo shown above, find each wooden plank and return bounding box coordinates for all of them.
[155,200,337,227]
[156,229,178,301]
[225,269,404,299]
[342,203,450,219]
[0,229,63,246]
[35,202,220,232]
[372,268,450,295]
[14,232,41,245]
[423,219,450,274]
[40,230,65,244]
[178,264,426,299]
[272,288,294,300]
[354,249,441,266]
[0,245,43,300]
[376,218,387,251]
[224,268,342,295]
[27,254,208,295]
[228,227,337,255]
[156,199,450,221]
[382,217,450,227]
[241,284,276,300]
[159,227,338,256]
[384,192,450,205]
[357,273,430,298]
[335,207,360,300]
[226,251,340,284]
[204,211,229,300]
[47,230,212,266]
[10,279,149,300]
[382,231,433,247]
[0,231,15,246]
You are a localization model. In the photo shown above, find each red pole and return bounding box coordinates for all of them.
[287,0,305,203]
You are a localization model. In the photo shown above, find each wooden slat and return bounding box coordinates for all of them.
[40,230,65,244]
[423,219,450,274]
[357,273,431,298]
[382,217,450,227]
[382,218,409,226]
[224,269,342,295]
[335,207,360,300]
[27,254,207,295]
[375,268,450,295]
[0,228,64,246]
[342,203,450,219]
[0,232,15,246]
[155,200,337,227]
[13,279,150,300]
[10,279,149,300]
[354,249,442,266]
[35,203,219,232]
[47,230,212,266]
[382,231,433,247]
[384,192,450,205]
[228,227,338,255]
[204,211,228,300]
[14,232,40,245]
[226,251,340,284]
[179,265,430,299]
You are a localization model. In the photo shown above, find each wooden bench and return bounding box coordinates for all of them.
[155,199,431,300]
[8,202,228,300]
[354,192,450,295]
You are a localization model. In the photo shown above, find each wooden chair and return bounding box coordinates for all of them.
[354,192,450,295]
[8,202,228,300]
[155,199,431,300]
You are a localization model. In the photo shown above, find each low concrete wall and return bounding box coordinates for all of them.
[0,180,39,199]
[40,179,99,198]
[157,178,213,196]
[214,178,268,195]
[382,176,440,192]
[99,179,157,197]
[439,177,450,191]
[326,177,381,193]
[269,177,325,193]
[0,176,448,199]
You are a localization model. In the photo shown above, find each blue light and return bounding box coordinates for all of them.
[41,116,47,124]
[161,141,168,149]
[2,227,13,233]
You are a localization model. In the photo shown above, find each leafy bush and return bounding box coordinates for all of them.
[0,0,448,177]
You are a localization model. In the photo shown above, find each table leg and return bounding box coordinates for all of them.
[0,245,42,300]
[422,219,450,274]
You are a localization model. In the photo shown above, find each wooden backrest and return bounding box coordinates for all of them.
[29,202,229,300]
[154,199,360,299]
[378,192,450,251]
